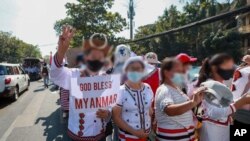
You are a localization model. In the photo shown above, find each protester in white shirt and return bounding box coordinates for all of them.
[113,56,154,141]
[50,25,111,141]
[155,57,205,141]
[193,53,250,141]
[232,55,250,127]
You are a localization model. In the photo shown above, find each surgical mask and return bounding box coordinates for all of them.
[127,71,144,83]
[86,60,104,72]
[80,64,86,70]
[217,68,235,80]
[171,73,185,86]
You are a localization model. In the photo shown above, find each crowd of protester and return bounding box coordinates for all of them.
[50,25,250,141]
[23,64,40,74]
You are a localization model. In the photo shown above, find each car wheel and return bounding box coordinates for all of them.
[12,87,19,101]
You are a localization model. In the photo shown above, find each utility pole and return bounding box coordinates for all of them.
[128,0,135,39]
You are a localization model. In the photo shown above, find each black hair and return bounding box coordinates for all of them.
[160,57,179,84]
[196,53,233,86]
[239,62,247,68]
[110,54,115,64]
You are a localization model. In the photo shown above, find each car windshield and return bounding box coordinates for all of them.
[0,65,6,75]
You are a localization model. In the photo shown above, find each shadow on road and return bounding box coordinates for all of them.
[0,98,13,109]
[33,87,46,92]
[49,85,59,92]
[56,99,60,106]
[30,79,42,82]
[33,83,55,93]
[0,91,26,109]
[35,108,71,141]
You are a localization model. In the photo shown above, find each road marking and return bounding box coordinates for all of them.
[0,88,47,141]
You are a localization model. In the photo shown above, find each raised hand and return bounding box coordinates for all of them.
[57,25,75,63]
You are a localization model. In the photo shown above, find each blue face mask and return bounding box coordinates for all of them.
[171,73,185,86]
[80,64,86,70]
[127,71,144,83]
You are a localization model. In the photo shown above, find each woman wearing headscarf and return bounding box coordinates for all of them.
[113,56,154,141]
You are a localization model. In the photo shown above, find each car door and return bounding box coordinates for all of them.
[18,66,26,91]
[19,66,28,88]
[5,66,15,88]
[14,66,24,91]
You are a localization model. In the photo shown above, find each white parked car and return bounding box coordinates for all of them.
[0,63,30,101]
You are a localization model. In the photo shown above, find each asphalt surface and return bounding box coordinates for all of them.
[0,80,71,141]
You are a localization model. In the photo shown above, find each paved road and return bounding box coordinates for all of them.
[0,80,71,141]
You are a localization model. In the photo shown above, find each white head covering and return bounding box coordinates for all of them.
[201,80,233,107]
[122,56,146,73]
[114,44,131,65]
[144,52,161,64]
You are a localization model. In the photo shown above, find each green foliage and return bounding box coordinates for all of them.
[54,0,127,47]
[0,31,41,63]
[202,31,242,61]
[43,55,50,64]
[132,0,243,62]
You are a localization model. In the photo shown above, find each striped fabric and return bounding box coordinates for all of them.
[60,87,69,111]
[54,53,62,68]
[155,84,195,141]
[54,53,70,111]
[119,128,150,141]
[67,129,105,141]
[156,126,195,141]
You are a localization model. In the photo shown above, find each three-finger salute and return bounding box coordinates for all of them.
[57,25,75,64]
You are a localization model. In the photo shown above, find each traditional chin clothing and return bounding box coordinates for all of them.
[188,79,237,141]
[199,100,235,141]
[60,87,70,111]
[51,53,109,141]
[155,84,195,141]
[199,80,236,141]
[116,83,153,141]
